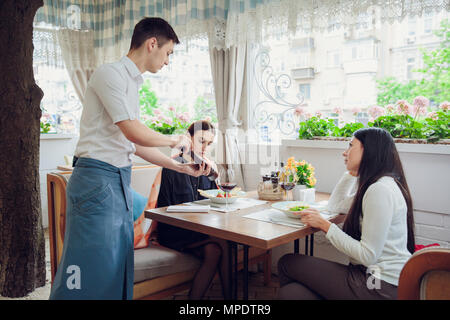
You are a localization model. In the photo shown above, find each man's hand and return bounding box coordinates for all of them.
[169,134,192,157]
[201,156,217,177]
[177,161,211,177]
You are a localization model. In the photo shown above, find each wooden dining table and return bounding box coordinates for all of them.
[145,191,346,300]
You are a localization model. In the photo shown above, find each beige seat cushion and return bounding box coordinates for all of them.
[134,244,200,283]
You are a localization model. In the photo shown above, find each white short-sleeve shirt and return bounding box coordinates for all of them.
[74,56,143,167]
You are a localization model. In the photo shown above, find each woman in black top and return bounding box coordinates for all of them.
[157,120,230,299]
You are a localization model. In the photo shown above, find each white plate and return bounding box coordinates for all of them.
[271,201,327,219]
[200,189,246,204]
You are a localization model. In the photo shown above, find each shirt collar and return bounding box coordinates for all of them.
[121,56,143,83]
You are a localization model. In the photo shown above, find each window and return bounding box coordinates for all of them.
[423,12,433,34]
[293,51,310,68]
[142,38,216,127]
[299,84,311,100]
[406,57,416,80]
[327,17,341,35]
[408,17,417,36]
[33,27,81,134]
[246,16,446,143]
[327,50,340,68]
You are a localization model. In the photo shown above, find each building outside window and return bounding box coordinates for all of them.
[327,50,341,68]
[406,57,416,80]
[424,12,433,34]
[299,84,311,100]
[35,34,216,135]
[408,17,417,36]
[247,13,448,143]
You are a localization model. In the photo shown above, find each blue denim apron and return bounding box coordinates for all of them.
[49,157,134,300]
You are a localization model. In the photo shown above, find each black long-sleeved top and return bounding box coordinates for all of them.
[156,156,217,250]
[157,157,217,207]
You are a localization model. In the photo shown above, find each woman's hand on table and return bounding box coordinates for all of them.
[300,208,332,233]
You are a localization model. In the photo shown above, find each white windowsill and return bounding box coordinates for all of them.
[282,139,450,155]
[40,133,78,140]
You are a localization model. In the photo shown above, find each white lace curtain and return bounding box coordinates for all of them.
[34,0,449,61]
[57,29,96,102]
[224,0,449,48]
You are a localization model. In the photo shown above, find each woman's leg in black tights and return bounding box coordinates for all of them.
[209,237,231,299]
[188,242,222,299]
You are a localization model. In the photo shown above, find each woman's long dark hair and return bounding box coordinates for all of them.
[187,120,215,137]
[342,128,415,254]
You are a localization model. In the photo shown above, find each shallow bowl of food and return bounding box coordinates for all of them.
[199,189,247,204]
[271,201,326,219]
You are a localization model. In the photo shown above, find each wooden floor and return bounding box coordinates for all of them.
[0,229,280,300]
[165,271,280,300]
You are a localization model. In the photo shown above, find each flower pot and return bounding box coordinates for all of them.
[293,184,316,203]
[292,184,306,201]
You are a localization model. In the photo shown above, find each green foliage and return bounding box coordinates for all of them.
[294,161,316,188]
[368,115,427,139]
[298,110,449,143]
[422,110,450,142]
[376,19,450,105]
[376,77,421,106]
[139,80,217,135]
[336,122,365,137]
[146,122,177,135]
[139,79,159,116]
[142,105,191,135]
[40,121,51,133]
[298,117,337,139]
[415,19,450,103]
[192,96,217,123]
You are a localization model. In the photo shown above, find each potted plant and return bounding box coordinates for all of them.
[281,157,317,202]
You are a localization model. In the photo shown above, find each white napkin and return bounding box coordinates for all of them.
[243,208,337,228]
[243,209,304,227]
[193,198,268,213]
[166,205,210,213]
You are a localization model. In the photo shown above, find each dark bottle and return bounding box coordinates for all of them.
[190,150,219,181]
[271,161,278,178]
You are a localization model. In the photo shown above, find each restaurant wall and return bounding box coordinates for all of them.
[39,134,79,228]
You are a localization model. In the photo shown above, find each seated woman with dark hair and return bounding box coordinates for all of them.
[277,127,415,300]
[156,120,230,299]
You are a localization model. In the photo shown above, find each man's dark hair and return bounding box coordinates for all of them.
[130,17,180,50]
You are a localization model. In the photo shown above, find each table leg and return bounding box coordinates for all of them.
[243,245,249,300]
[294,239,299,254]
[304,235,309,256]
[227,240,234,300]
[310,234,314,256]
[234,242,238,299]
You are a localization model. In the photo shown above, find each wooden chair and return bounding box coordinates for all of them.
[398,247,450,300]
[47,170,271,300]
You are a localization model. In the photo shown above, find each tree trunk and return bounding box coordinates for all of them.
[0,0,45,297]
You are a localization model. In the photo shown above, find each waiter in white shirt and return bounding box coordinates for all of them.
[50,17,210,300]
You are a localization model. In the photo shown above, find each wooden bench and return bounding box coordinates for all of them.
[47,166,271,299]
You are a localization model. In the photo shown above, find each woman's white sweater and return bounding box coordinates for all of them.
[325,173,412,286]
